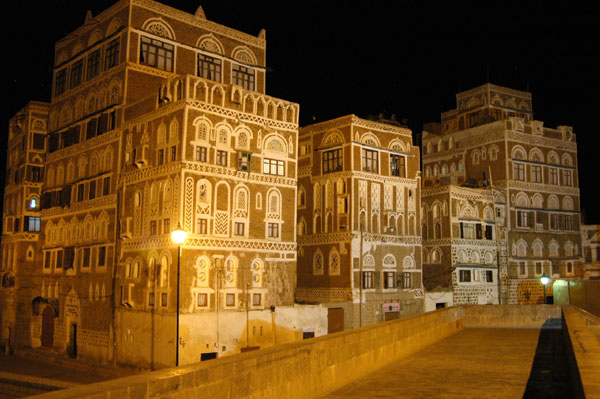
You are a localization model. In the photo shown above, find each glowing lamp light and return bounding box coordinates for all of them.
[171,223,187,244]
[540,274,551,286]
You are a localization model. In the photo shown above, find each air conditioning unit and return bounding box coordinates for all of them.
[134,146,148,168]
[120,217,133,238]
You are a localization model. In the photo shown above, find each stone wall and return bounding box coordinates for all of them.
[29,306,464,399]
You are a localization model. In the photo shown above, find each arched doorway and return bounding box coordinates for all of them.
[41,306,54,348]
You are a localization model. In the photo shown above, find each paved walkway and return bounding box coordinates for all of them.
[322,327,571,399]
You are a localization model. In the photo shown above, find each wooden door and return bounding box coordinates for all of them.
[327,308,344,334]
[41,306,54,348]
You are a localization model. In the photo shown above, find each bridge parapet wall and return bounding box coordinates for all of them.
[29,307,464,399]
[562,305,600,399]
[462,304,562,328]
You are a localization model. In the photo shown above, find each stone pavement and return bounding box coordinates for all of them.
[321,327,571,399]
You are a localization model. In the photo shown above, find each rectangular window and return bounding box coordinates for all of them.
[89,180,96,200]
[87,49,101,80]
[44,251,51,269]
[70,59,83,89]
[384,271,396,289]
[252,293,262,306]
[56,250,63,269]
[362,271,374,289]
[362,149,379,173]
[77,184,85,202]
[216,150,228,166]
[170,146,177,162]
[198,293,208,307]
[486,270,494,283]
[25,216,41,232]
[390,155,406,177]
[461,223,475,239]
[55,69,67,96]
[513,162,525,181]
[550,213,560,230]
[163,219,171,235]
[565,215,573,230]
[232,64,255,90]
[563,170,572,186]
[238,152,252,171]
[268,222,279,238]
[535,262,543,276]
[459,269,471,282]
[83,247,91,269]
[161,293,168,307]
[105,38,120,70]
[103,177,110,196]
[485,225,493,240]
[197,53,222,82]
[98,246,106,267]
[403,272,412,288]
[567,262,573,274]
[148,293,155,307]
[140,36,174,72]
[263,158,284,176]
[33,134,45,150]
[531,165,542,183]
[549,168,558,185]
[519,262,527,276]
[196,146,207,162]
[150,221,157,235]
[157,149,164,165]
[234,222,245,236]
[226,293,235,307]
[322,149,343,173]
[197,218,208,234]
[517,211,529,228]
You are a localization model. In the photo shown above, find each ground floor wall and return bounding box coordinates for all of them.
[114,304,327,369]
[425,291,454,312]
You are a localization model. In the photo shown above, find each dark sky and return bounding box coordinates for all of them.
[5,0,600,223]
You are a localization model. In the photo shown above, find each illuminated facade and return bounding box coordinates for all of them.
[296,115,424,329]
[1,102,48,353]
[1,0,326,368]
[422,83,583,304]
[422,184,507,310]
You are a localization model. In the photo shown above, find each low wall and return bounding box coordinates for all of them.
[0,371,76,398]
[462,304,562,328]
[562,306,600,399]
[29,306,464,399]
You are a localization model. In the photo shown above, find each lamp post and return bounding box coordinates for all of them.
[540,273,550,305]
[171,223,186,366]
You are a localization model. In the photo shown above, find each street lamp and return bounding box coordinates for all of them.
[540,273,550,304]
[171,223,186,366]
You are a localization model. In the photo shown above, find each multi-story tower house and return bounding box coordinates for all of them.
[422,83,583,304]
[422,184,507,311]
[296,115,424,330]
[2,0,325,369]
[1,102,48,353]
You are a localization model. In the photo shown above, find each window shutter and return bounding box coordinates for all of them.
[476,224,482,239]
[528,212,535,228]
[460,222,464,238]
[98,113,108,135]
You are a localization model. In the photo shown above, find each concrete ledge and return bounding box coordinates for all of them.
[562,306,600,399]
[28,307,464,399]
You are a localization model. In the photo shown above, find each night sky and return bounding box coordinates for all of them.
[5,1,600,223]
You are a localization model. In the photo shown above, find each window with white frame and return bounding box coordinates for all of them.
[232,64,255,90]
[140,36,174,72]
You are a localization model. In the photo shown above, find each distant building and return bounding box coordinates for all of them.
[1,102,48,353]
[296,115,424,330]
[581,225,599,279]
[1,0,326,368]
[422,184,507,311]
[422,83,583,304]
